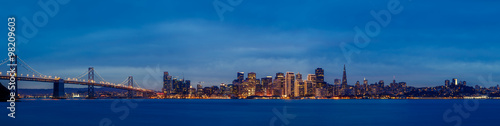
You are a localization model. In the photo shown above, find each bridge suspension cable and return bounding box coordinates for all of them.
[94,71,109,84]
[117,77,130,85]
[134,81,142,89]
[17,57,47,77]
[0,58,9,66]
[74,70,90,80]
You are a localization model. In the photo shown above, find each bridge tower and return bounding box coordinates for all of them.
[128,76,134,98]
[87,67,95,99]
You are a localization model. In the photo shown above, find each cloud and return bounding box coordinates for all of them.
[5,0,500,90]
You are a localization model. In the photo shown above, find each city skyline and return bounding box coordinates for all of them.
[6,63,494,90]
[4,1,500,126]
[2,0,500,89]
[159,64,497,99]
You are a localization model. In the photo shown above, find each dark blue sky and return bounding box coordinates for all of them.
[2,0,500,90]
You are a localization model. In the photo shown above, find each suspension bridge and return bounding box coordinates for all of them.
[0,56,156,99]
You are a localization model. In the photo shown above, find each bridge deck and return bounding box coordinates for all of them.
[0,76,155,93]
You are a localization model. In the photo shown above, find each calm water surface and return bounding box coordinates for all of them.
[1,99,499,126]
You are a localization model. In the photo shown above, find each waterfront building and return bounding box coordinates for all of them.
[163,72,172,95]
[341,65,348,95]
[295,73,303,97]
[274,72,285,96]
[285,72,295,97]
[315,68,325,88]
[261,76,273,96]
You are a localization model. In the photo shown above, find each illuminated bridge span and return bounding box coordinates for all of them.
[0,56,155,99]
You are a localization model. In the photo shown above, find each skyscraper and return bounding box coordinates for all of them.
[334,79,341,86]
[261,76,273,96]
[355,81,361,95]
[363,78,368,95]
[274,72,285,96]
[172,78,182,94]
[307,74,316,83]
[341,65,348,95]
[334,78,341,96]
[163,72,172,95]
[306,74,316,96]
[196,84,203,96]
[285,72,295,97]
[184,80,191,95]
[305,80,314,96]
[248,72,256,80]
[315,68,325,88]
[298,81,305,97]
[237,72,244,83]
[295,72,303,97]
[378,80,384,86]
[341,64,348,89]
[296,72,302,80]
[232,72,245,97]
[220,83,227,94]
[245,72,258,96]
[445,80,450,87]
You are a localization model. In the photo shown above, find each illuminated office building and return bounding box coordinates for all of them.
[237,72,244,83]
[163,72,172,95]
[285,72,295,97]
[341,65,348,92]
[295,73,303,97]
[261,76,273,96]
[307,74,317,96]
[274,72,285,96]
[315,68,325,88]
[452,78,458,85]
